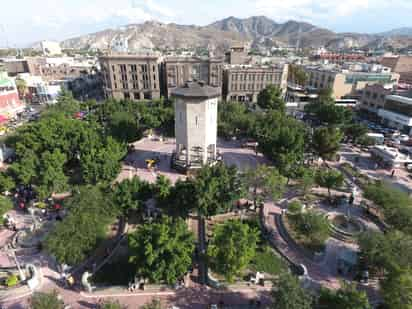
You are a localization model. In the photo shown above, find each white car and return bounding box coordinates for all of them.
[399,134,410,142]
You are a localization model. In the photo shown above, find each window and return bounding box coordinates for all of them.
[133,92,140,100]
[124,92,130,99]
[195,116,198,127]
[114,82,118,89]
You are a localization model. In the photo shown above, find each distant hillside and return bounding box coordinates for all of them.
[379,27,412,37]
[60,16,412,53]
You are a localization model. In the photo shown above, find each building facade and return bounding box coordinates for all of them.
[225,45,249,65]
[359,84,393,115]
[305,66,400,99]
[380,56,412,84]
[100,54,161,100]
[0,71,25,118]
[378,95,412,134]
[223,64,289,103]
[162,56,223,98]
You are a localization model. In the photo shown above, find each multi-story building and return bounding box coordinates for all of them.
[161,56,223,98]
[380,55,412,84]
[304,66,400,99]
[225,45,249,65]
[359,84,394,116]
[378,95,412,134]
[223,64,289,103]
[0,71,25,118]
[99,54,161,100]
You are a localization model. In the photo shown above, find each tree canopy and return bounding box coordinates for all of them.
[382,270,412,309]
[218,101,256,139]
[7,97,126,197]
[363,182,412,233]
[315,169,344,200]
[253,111,307,175]
[271,272,312,309]
[257,85,286,113]
[128,215,194,284]
[242,165,286,207]
[317,284,371,309]
[207,219,259,282]
[193,163,243,217]
[45,186,118,265]
[312,127,343,161]
[111,176,153,217]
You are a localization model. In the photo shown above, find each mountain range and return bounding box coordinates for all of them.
[60,16,412,54]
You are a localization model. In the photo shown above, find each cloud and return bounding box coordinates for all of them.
[253,0,412,22]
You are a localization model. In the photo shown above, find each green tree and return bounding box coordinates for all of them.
[257,85,286,112]
[112,176,152,217]
[128,216,194,284]
[37,149,68,198]
[0,171,16,192]
[253,111,306,175]
[315,169,344,201]
[81,136,126,184]
[208,219,259,282]
[298,167,316,197]
[382,270,412,309]
[218,101,256,139]
[358,231,412,275]
[363,182,412,233]
[312,127,343,161]
[161,179,197,218]
[194,163,243,217]
[0,196,13,218]
[153,175,172,206]
[30,290,64,309]
[243,165,286,208]
[288,210,330,249]
[304,89,353,127]
[318,284,371,309]
[344,124,368,144]
[45,186,118,265]
[108,111,142,143]
[289,64,307,86]
[271,272,312,309]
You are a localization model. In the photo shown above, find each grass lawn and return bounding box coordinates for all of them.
[250,246,286,275]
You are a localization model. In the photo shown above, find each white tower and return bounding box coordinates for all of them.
[172,81,220,170]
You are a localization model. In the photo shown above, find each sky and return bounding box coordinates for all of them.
[1,0,412,47]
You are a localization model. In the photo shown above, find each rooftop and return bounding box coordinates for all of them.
[171,81,220,99]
